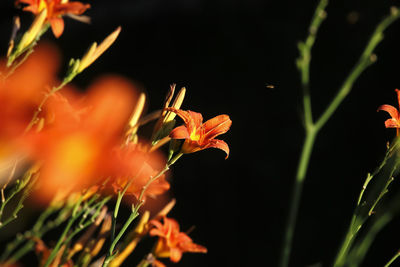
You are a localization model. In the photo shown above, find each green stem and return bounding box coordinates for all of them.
[334,218,360,267]
[42,198,83,267]
[315,7,400,131]
[24,78,71,133]
[279,129,316,267]
[102,155,181,267]
[43,217,76,267]
[279,3,327,264]
[4,203,71,264]
[334,141,400,266]
[348,213,392,266]
[384,250,400,267]
[297,0,328,126]
[102,210,140,267]
[333,173,373,267]
[105,171,143,266]
[3,49,34,80]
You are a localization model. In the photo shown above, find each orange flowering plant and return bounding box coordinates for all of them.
[0,1,231,267]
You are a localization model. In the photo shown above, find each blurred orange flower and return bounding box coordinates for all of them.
[167,108,232,159]
[149,216,207,263]
[111,143,169,201]
[26,76,139,203]
[16,0,90,37]
[378,89,400,135]
[0,43,59,140]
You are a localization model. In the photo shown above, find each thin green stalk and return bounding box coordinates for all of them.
[334,180,369,267]
[348,213,392,267]
[105,169,145,266]
[279,130,316,267]
[2,207,52,261]
[24,77,71,132]
[333,140,400,267]
[102,210,140,267]
[384,250,400,267]
[279,1,327,266]
[314,7,400,131]
[102,153,181,267]
[3,49,34,80]
[297,0,328,126]
[0,169,35,228]
[42,197,83,267]
[3,203,72,264]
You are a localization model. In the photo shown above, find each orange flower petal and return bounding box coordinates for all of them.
[378,104,399,121]
[180,242,208,253]
[384,118,400,128]
[83,75,137,140]
[16,0,34,4]
[169,125,190,139]
[53,2,91,15]
[169,248,183,263]
[166,108,192,126]
[50,17,65,38]
[166,108,202,133]
[203,114,232,140]
[187,110,203,128]
[165,217,180,232]
[150,228,166,238]
[153,260,167,267]
[205,139,230,159]
[396,89,400,109]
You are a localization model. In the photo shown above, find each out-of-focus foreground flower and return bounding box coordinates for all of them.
[26,75,168,203]
[0,43,59,184]
[378,89,400,136]
[16,0,91,37]
[111,143,170,201]
[0,43,59,139]
[149,216,207,264]
[1,41,168,203]
[167,107,232,159]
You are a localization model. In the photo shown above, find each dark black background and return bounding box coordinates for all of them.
[1,0,400,266]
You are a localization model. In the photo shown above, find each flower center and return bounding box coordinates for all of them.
[38,0,47,12]
[189,130,201,141]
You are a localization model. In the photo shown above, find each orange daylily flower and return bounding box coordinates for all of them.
[167,107,232,159]
[16,0,90,37]
[149,216,207,263]
[378,89,400,135]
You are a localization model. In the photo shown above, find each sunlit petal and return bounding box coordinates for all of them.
[202,114,232,140]
[205,139,230,159]
[378,104,399,120]
[49,17,65,38]
[169,125,190,139]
